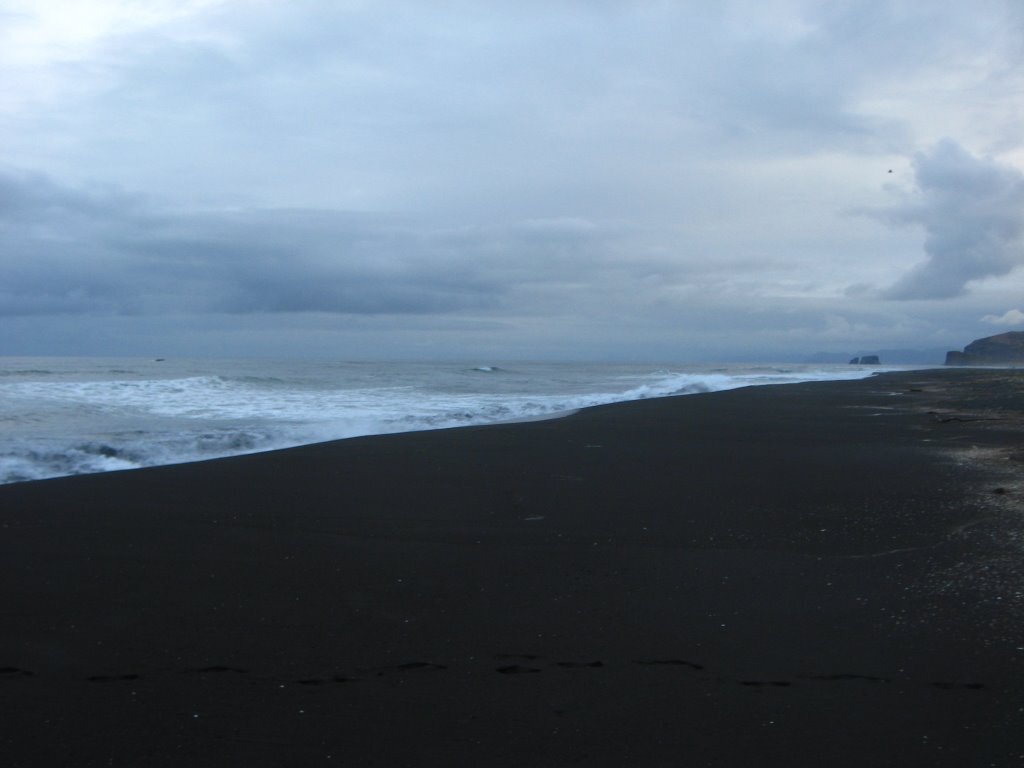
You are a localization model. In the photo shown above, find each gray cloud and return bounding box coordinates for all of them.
[0,170,646,320]
[15,1,1016,213]
[880,140,1024,299]
[2,2,1024,360]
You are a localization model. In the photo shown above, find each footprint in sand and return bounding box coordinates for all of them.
[86,673,140,682]
[0,666,34,678]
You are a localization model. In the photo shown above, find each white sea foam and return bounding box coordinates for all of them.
[0,358,914,484]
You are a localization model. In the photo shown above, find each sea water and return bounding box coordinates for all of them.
[0,358,900,485]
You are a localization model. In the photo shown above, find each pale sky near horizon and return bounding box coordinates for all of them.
[2,0,1023,362]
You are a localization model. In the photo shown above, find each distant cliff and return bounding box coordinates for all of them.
[945,331,1024,365]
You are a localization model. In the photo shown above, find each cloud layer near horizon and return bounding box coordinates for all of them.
[2,0,1023,360]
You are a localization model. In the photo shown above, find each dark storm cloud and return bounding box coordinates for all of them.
[880,140,1024,299]
[0,170,147,314]
[0,170,627,319]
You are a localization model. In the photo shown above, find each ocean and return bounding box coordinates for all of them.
[0,357,904,485]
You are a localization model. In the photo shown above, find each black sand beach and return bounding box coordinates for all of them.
[2,369,1023,767]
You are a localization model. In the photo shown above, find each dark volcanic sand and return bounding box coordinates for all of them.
[1,369,1023,767]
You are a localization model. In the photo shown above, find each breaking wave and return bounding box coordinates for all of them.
[0,359,896,484]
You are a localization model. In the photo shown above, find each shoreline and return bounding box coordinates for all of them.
[2,369,1022,766]
[0,359,909,487]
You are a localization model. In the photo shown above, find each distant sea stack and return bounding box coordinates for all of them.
[945,331,1024,365]
[849,355,880,365]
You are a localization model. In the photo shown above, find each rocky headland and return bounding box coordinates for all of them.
[945,331,1024,365]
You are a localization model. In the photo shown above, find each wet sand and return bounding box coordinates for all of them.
[1,369,1023,766]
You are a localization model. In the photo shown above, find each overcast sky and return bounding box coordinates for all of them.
[2,0,1023,362]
